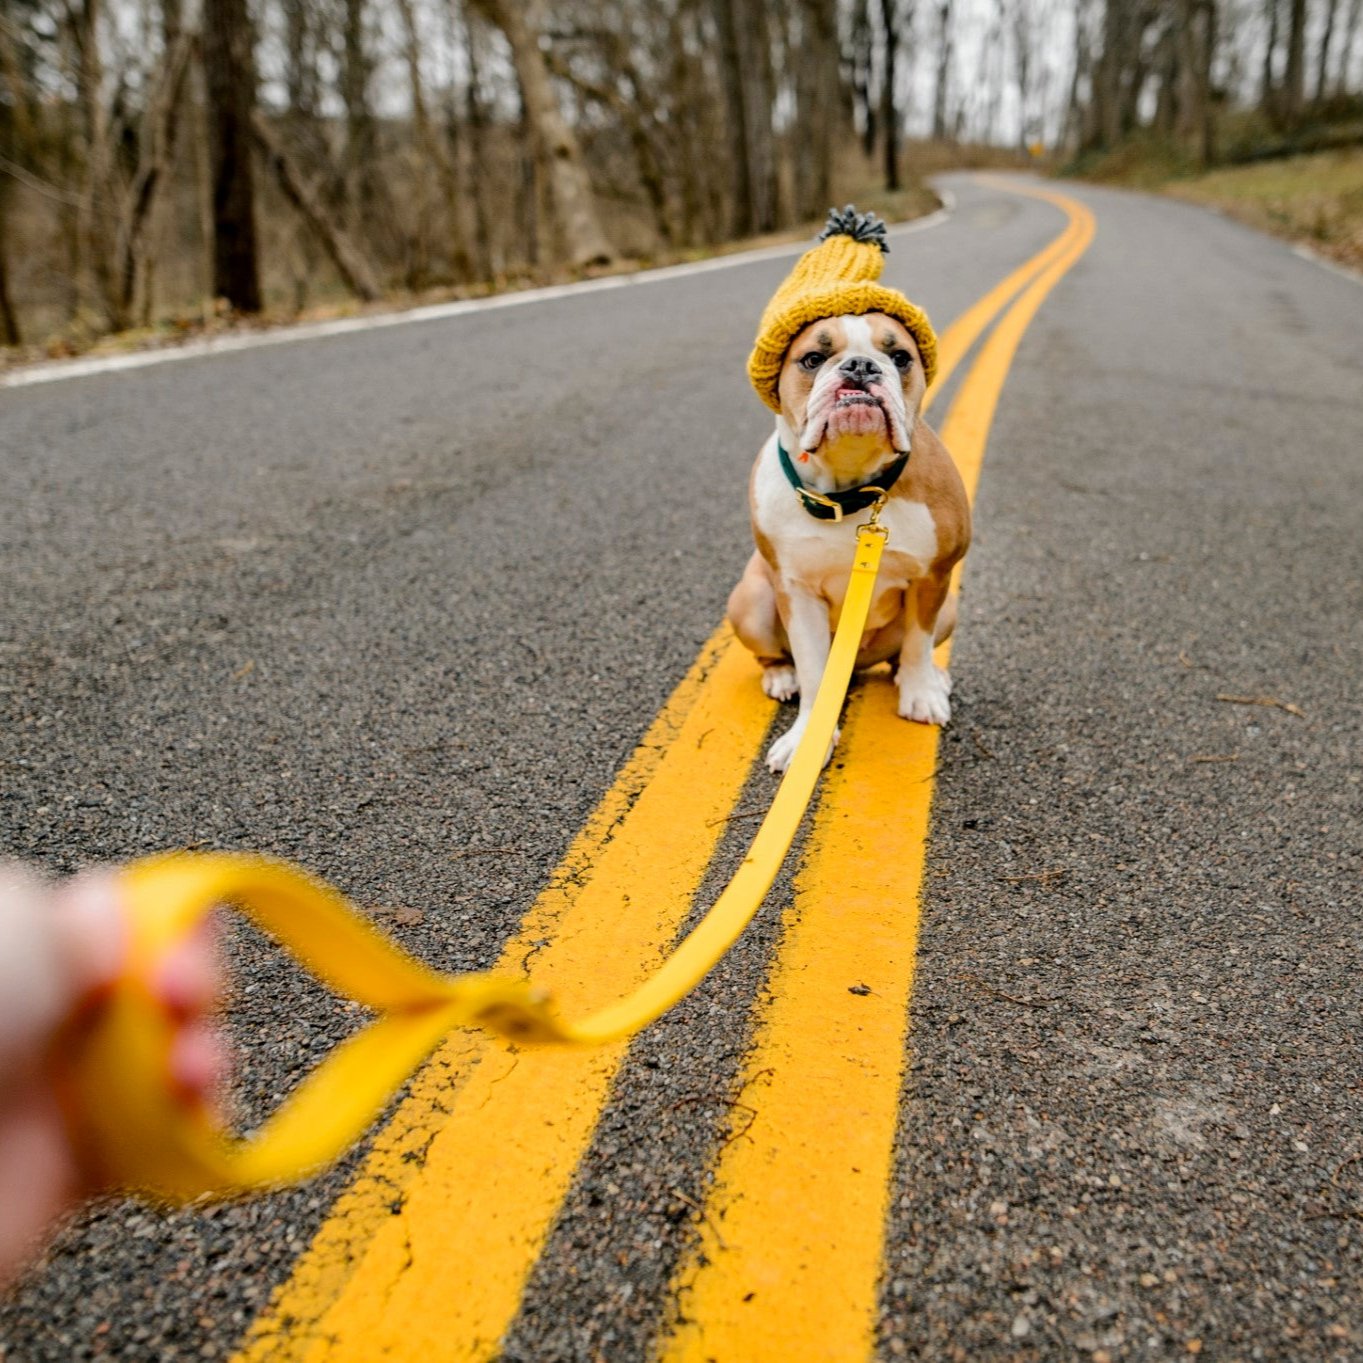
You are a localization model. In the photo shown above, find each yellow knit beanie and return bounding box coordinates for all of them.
[747,206,938,413]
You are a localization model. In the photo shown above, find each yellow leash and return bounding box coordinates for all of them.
[61,519,889,1202]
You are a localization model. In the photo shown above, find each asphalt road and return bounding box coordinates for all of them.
[2,175,1361,1362]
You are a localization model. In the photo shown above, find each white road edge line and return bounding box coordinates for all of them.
[2,199,953,390]
[1291,242,1363,288]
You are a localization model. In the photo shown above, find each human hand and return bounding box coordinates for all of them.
[0,865,224,1287]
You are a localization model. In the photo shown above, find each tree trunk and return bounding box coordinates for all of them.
[438,0,476,281]
[470,0,614,268]
[672,0,721,244]
[1174,0,1216,164]
[1200,0,1217,165]
[880,0,901,189]
[932,0,953,141]
[202,0,262,312]
[0,25,24,344]
[618,49,676,246]
[1012,0,1034,149]
[1283,0,1307,120]
[709,0,778,234]
[454,2,494,276]
[849,0,877,157]
[118,30,194,321]
[712,0,754,234]
[1095,0,1124,146]
[394,0,447,284]
[252,112,382,301]
[70,0,121,325]
[1317,0,1341,100]
[1155,16,1179,137]
[983,2,1006,145]
[1064,0,1092,151]
[1262,0,1281,108]
[282,0,318,119]
[0,185,19,346]
[342,0,381,225]
[745,0,780,230]
[550,44,675,246]
[794,0,838,218]
[1337,0,1363,93]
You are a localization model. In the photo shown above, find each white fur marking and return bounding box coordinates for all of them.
[896,625,952,725]
[762,664,799,702]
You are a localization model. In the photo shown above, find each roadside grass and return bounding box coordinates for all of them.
[1065,111,1363,274]
[1161,149,1363,272]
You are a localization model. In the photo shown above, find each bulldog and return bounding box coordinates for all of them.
[728,306,970,773]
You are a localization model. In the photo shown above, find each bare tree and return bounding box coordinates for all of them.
[1012,0,1036,149]
[202,0,262,311]
[1337,0,1363,92]
[1262,0,1281,107]
[793,0,839,218]
[711,0,779,234]
[341,0,383,233]
[117,28,193,325]
[881,0,903,188]
[251,112,381,301]
[0,17,30,345]
[1176,0,1217,165]
[1063,0,1094,149]
[932,0,954,140]
[470,0,614,268]
[456,1,495,276]
[394,0,462,284]
[1282,0,1307,119]
[848,0,877,156]
[1317,0,1341,99]
[544,23,675,245]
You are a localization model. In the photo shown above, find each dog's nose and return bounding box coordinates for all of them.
[838,356,881,385]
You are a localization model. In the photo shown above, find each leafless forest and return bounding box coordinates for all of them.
[1,0,1360,353]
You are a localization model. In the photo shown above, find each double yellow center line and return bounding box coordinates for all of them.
[234,181,1094,1363]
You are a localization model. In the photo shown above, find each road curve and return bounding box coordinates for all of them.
[1,175,1361,1361]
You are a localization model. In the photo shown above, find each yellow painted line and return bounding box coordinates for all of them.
[234,631,775,1361]
[925,184,1089,402]
[233,184,1091,1363]
[659,185,1095,1363]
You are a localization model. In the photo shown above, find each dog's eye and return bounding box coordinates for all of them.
[891,349,914,371]
[799,352,827,372]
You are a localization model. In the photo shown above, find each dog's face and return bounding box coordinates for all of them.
[777,311,925,458]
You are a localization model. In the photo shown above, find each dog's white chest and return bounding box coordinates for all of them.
[752,438,938,612]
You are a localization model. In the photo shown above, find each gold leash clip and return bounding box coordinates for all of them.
[857,488,890,534]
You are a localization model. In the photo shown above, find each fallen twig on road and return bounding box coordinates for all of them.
[1003,867,1069,886]
[1332,1152,1363,1187]
[671,1186,729,1251]
[953,971,1055,1008]
[1215,693,1306,718]
[1189,753,1240,764]
[704,805,770,828]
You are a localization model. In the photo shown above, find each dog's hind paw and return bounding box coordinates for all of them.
[761,664,799,702]
[897,664,952,725]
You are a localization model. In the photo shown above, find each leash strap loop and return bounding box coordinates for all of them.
[62,527,889,1202]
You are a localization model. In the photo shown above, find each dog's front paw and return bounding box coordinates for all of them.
[766,720,840,773]
[896,664,953,725]
[761,664,799,702]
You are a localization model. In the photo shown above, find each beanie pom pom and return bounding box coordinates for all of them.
[818,205,890,254]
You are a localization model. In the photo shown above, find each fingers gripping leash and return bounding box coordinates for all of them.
[61,525,889,1203]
